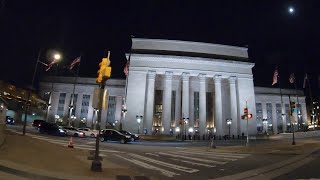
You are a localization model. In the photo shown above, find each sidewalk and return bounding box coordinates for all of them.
[0,130,144,180]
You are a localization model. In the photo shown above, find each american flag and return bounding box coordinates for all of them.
[70,56,81,70]
[303,73,308,88]
[272,67,279,86]
[123,61,129,76]
[289,73,295,84]
[45,61,56,71]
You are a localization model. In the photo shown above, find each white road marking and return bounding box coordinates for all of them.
[114,154,179,178]
[86,141,96,144]
[176,150,249,158]
[157,152,227,165]
[169,151,237,161]
[185,149,250,157]
[129,153,199,173]
[145,153,160,157]
[169,158,216,168]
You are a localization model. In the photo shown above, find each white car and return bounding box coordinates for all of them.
[77,128,98,138]
[63,127,85,137]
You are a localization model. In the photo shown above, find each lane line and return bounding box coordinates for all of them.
[169,158,216,168]
[129,153,198,173]
[175,150,249,158]
[114,154,179,178]
[157,152,227,165]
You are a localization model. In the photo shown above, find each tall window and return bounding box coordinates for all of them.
[296,104,302,127]
[266,103,273,132]
[206,92,213,128]
[256,103,263,133]
[171,91,176,127]
[70,94,78,115]
[153,90,163,127]
[276,103,282,132]
[57,93,66,117]
[43,92,51,104]
[80,95,90,119]
[194,92,199,128]
[107,96,116,125]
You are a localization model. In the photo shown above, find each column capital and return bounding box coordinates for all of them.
[214,75,222,83]
[147,71,156,80]
[165,71,173,80]
[198,73,206,83]
[182,72,190,81]
[228,76,237,84]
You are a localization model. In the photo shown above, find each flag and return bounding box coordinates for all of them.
[70,56,81,70]
[303,74,308,88]
[272,67,279,86]
[123,54,131,76]
[289,73,295,84]
[45,61,56,71]
[123,61,129,76]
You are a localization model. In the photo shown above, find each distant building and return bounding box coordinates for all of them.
[39,38,308,136]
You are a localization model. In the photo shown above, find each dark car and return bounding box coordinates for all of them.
[32,119,46,128]
[119,130,139,141]
[39,122,66,136]
[100,129,131,144]
[6,116,15,125]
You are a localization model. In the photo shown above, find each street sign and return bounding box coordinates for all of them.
[244,108,248,114]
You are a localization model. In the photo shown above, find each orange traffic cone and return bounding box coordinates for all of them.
[68,136,74,148]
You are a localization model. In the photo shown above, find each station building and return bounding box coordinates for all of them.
[39,38,308,136]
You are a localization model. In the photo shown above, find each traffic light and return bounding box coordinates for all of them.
[247,114,253,119]
[96,52,112,83]
[179,119,182,125]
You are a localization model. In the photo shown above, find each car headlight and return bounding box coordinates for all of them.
[126,135,131,139]
[134,134,139,137]
[59,129,64,133]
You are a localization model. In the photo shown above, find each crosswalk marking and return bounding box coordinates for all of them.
[169,151,237,161]
[169,158,216,168]
[185,149,250,157]
[114,154,179,178]
[157,152,227,165]
[129,153,199,173]
[145,153,159,157]
[176,150,249,158]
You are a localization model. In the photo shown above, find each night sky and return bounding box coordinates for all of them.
[1,0,319,94]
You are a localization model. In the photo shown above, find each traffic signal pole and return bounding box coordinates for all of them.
[246,101,249,146]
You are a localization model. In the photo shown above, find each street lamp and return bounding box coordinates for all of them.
[22,50,61,135]
[136,115,143,134]
[226,118,232,139]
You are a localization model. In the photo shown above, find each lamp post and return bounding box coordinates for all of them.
[226,118,232,139]
[136,115,143,134]
[183,117,189,140]
[22,50,61,135]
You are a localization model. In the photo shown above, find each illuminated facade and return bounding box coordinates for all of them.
[39,38,308,136]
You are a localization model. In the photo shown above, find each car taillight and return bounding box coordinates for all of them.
[38,124,41,127]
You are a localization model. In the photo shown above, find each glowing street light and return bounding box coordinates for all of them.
[54,53,61,60]
[288,6,294,14]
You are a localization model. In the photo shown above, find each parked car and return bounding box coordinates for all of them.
[63,127,85,137]
[6,116,15,125]
[32,119,46,128]
[100,129,131,144]
[77,128,97,138]
[119,130,139,141]
[39,122,66,136]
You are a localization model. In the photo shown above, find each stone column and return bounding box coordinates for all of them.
[182,73,190,130]
[301,103,308,124]
[175,78,182,131]
[64,93,72,122]
[272,102,278,134]
[87,94,94,127]
[162,71,173,135]
[75,93,83,127]
[199,74,207,136]
[144,71,156,135]
[282,104,287,132]
[114,96,123,129]
[229,76,238,136]
[214,75,223,136]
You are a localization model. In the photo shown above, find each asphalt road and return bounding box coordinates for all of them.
[6,125,320,180]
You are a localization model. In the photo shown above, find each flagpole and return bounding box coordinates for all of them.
[68,56,81,127]
[278,69,285,133]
